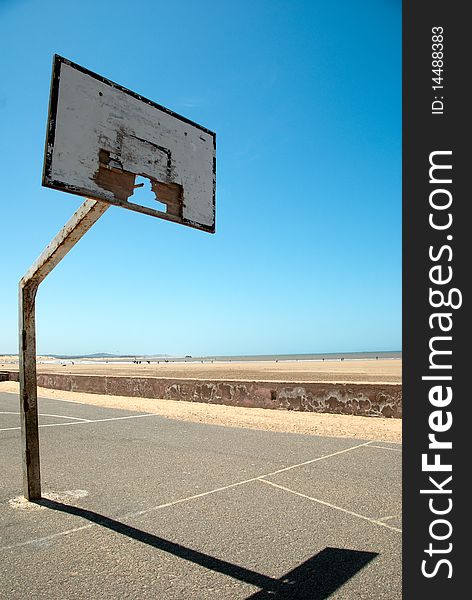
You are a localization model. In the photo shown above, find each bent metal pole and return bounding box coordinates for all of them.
[19,198,109,501]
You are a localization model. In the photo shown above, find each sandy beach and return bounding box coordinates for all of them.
[0,357,401,384]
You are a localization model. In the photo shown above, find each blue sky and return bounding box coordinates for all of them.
[0,0,401,356]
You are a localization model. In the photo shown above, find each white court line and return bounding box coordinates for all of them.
[40,413,155,426]
[377,514,401,523]
[0,411,90,422]
[0,413,157,432]
[129,441,374,519]
[259,479,402,534]
[1,391,96,407]
[255,441,374,478]
[0,440,375,551]
[368,445,402,452]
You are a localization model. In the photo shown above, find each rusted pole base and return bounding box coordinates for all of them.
[18,199,109,500]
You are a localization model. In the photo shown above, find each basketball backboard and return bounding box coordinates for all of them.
[43,55,216,233]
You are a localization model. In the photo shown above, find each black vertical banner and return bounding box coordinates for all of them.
[403,2,467,598]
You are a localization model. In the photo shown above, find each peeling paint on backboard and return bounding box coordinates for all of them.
[42,55,216,233]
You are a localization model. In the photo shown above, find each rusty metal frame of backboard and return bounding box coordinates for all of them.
[43,54,216,233]
[19,55,216,501]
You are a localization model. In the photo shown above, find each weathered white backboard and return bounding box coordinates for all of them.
[43,55,216,232]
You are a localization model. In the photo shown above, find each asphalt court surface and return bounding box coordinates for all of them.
[0,391,401,599]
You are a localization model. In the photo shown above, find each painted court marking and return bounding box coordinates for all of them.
[377,514,401,523]
[0,412,157,432]
[0,439,401,551]
[258,479,401,534]
[0,411,90,422]
[0,408,402,454]
[368,444,402,452]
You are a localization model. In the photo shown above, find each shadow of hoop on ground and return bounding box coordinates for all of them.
[244,547,377,599]
[36,498,378,599]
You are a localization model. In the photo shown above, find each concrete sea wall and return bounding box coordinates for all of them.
[2,371,402,418]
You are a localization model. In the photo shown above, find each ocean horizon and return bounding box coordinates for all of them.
[21,350,403,365]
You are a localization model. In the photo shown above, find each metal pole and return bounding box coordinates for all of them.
[19,198,109,500]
